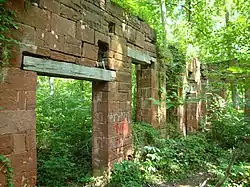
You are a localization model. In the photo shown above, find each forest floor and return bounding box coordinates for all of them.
[154,171,212,187]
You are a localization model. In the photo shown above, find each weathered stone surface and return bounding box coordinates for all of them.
[9,151,36,174]
[106,58,123,71]
[0,89,18,110]
[60,4,81,21]
[127,47,156,64]
[127,15,141,30]
[64,36,82,56]
[144,41,157,54]
[82,43,98,60]
[1,68,37,91]
[106,1,124,19]
[135,31,145,48]
[20,6,51,30]
[107,51,125,61]
[14,133,26,154]
[125,26,136,43]
[39,0,60,14]
[110,36,126,54]
[141,21,156,41]
[36,29,64,51]
[25,130,36,151]
[76,22,95,44]
[60,0,82,11]
[0,135,14,155]
[36,47,51,57]
[0,111,36,134]
[13,23,35,44]
[95,31,110,46]
[84,10,108,33]
[3,0,162,182]
[51,13,76,37]
[50,51,76,63]
[76,58,97,67]
[25,91,36,110]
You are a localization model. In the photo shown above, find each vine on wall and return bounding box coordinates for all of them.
[0,1,16,185]
[0,154,14,187]
[0,0,19,65]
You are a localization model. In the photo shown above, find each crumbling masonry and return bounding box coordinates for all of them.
[0,0,166,186]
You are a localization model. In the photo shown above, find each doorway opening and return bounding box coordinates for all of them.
[132,63,138,122]
[36,76,92,186]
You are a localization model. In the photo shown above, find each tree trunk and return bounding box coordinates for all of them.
[160,0,168,48]
[49,77,54,96]
[215,151,238,187]
[245,78,250,123]
[231,82,240,110]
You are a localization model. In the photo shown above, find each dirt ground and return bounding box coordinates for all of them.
[152,171,212,187]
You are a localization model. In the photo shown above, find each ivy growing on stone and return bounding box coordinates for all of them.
[0,0,19,65]
[0,154,14,187]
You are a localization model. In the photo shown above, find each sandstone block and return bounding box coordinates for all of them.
[82,43,98,61]
[52,13,76,37]
[0,135,14,155]
[76,22,95,44]
[14,133,26,154]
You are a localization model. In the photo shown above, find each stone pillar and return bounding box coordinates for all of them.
[200,77,208,127]
[185,82,199,132]
[136,63,159,128]
[92,80,132,176]
[0,62,37,186]
[158,62,166,130]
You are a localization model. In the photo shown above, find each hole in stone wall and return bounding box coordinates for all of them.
[97,41,109,68]
[36,76,92,186]
[108,22,115,33]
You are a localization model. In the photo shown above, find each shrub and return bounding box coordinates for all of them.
[208,96,250,149]
[132,122,160,147]
[36,77,92,186]
[209,161,250,186]
[152,133,225,180]
[109,161,144,187]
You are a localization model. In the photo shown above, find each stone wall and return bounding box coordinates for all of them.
[0,0,163,186]
[177,57,207,134]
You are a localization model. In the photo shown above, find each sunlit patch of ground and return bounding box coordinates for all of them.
[153,171,212,187]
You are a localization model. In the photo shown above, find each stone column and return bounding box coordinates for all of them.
[92,75,132,176]
[0,58,37,187]
[136,63,159,128]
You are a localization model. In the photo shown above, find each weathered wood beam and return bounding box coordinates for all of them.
[23,56,116,81]
[127,47,156,64]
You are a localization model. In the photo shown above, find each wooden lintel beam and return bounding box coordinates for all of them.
[127,47,156,64]
[23,56,116,82]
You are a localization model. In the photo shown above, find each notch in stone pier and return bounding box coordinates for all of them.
[97,41,109,69]
[108,22,115,33]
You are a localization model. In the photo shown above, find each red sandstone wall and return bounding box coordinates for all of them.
[0,0,162,186]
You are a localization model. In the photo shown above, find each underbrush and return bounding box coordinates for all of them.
[110,100,250,187]
[36,77,93,187]
[110,126,227,186]
[37,83,250,187]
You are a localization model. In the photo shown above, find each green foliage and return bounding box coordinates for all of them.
[209,161,250,186]
[208,95,250,149]
[36,77,92,186]
[0,0,19,64]
[132,122,160,147]
[0,154,14,187]
[152,134,226,181]
[109,161,144,187]
[112,123,228,185]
